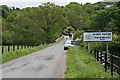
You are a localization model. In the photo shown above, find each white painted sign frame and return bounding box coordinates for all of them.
[83,32,112,42]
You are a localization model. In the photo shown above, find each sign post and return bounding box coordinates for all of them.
[106,42,108,54]
[88,42,90,54]
[83,32,112,54]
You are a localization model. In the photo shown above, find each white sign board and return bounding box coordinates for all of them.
[83,32,112,42]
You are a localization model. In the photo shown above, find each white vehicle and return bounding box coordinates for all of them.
[64,40,74,50]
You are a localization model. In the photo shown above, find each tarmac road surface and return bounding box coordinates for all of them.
[1,39,67,78]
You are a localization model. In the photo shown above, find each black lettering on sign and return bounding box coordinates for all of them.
[102,33,111,35]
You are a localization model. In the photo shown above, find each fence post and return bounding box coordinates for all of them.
[8,46,10,52]
[118,57,120,79]
[94,49,96,58]
[2,46,4,54]
[17,45,19,50]
[97,50,99,61]
[105,51,107,72]
[100,51,102,63]
[13,46,15,51]
[27,45,29,48]
[21,45,23,49]
[20,45,21,49]
[111,54,113,77]
[24,45,26,49]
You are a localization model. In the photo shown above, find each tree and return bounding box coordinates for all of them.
[2,3,68,45]
[116,1,120,7]
[1,5,10,18]
[64,2,84,29]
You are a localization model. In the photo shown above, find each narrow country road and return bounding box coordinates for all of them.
[1,39,67,78]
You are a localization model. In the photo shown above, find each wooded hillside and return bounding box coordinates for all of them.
[1,2,120,45]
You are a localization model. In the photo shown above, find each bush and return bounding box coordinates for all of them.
[73,30,85,40]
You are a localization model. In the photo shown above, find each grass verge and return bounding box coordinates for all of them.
[0,44,53,64]
[65,46,112,78]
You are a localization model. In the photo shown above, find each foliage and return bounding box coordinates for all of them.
[0,17,2,46]
[1,2,120,52]
[2,3,67,45]
[64,2,87,29]
[89,34,120,57]
[73,29,85,40]
[63,26,75,35]
[65,46,112,78]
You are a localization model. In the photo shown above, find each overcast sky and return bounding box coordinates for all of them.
[0,0,104,8]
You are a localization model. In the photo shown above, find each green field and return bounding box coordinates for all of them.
[65,46,113,78]
[0,44,53,64]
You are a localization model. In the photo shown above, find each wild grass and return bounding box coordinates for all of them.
[0,44,53,64]
[65,46,112,78]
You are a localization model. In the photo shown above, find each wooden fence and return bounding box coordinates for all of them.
[94,49,120,78]
[1,45,37,54]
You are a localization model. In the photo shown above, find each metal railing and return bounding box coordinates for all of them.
[94,49,120,78]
